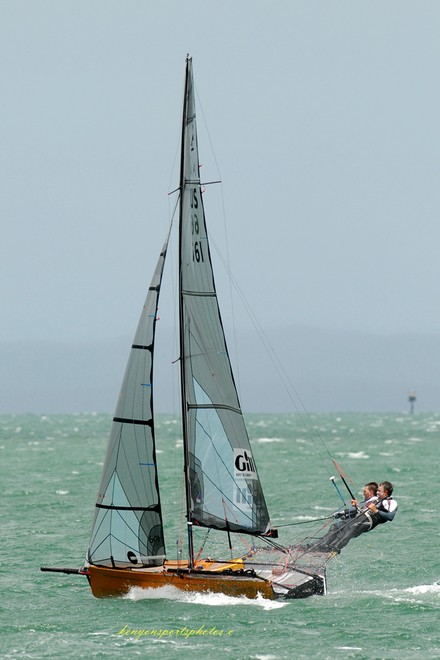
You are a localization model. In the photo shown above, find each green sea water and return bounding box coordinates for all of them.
[1,412,439,659]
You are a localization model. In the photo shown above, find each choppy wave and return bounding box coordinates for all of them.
[254,437,284,444]
[124,585,286,609]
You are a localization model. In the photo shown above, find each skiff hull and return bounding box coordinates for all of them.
[85,559,325,600]
[86,562,275,599]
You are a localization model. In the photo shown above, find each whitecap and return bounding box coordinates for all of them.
[405,583,440,595]
[358,583,440,604]
[347,451,369,459]
[295,514,324,521]
[254,437,284,444]
[335,450,369,459]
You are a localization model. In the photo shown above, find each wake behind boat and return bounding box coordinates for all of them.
[41,57,363,600]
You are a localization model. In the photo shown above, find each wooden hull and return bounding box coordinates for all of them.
[86,561,275,599]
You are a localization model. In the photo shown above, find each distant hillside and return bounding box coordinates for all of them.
[234,325,439,413]
[0,325,438,413]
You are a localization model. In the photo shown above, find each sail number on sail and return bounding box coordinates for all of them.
[191,187,204,263]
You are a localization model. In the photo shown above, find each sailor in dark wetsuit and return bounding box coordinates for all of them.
[307,481,397,554]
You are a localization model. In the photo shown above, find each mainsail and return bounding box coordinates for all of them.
[87,239,168,568]
[179,59,271,537]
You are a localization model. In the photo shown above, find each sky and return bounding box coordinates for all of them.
[1,1,440,413]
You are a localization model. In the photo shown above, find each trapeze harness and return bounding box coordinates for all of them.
[363,496,398,531]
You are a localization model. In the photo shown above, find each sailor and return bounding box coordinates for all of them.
[304,481,396,554]
[334,481,378,520]
[356,481,378,507]
[364,481,398,528]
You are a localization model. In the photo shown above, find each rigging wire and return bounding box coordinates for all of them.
[275,514,335,527]
[209,241,337,473]
[194,80,358,508]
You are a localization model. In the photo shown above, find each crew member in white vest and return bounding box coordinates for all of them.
[365,481,398,528]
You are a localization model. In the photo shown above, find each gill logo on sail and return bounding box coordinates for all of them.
[234,449,257,480]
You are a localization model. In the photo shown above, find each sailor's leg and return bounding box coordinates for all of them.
[329,512,372,552]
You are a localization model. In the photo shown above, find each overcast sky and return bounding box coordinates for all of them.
[1,2,440,412]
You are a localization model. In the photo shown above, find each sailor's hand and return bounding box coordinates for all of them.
[367,503,378,513]
[351,498,359,507]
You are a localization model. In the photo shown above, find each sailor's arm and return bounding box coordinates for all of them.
[367,501,397,522]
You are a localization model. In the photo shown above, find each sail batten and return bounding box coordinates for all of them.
[188,403,242,413]
[182,292,216,299]
[112,417,153,426]
[96,504,160,511]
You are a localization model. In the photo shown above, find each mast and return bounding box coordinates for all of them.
[179,56,195,568]
[177,56,272,557]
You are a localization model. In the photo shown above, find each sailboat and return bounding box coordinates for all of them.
[41,57,330,599]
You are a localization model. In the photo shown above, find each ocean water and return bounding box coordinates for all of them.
[1,412,439,659]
